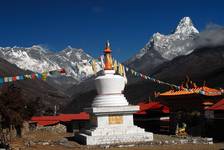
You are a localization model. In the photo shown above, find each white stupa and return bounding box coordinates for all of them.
[75,41,153,145]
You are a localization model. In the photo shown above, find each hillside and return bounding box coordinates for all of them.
[0,58,70,114]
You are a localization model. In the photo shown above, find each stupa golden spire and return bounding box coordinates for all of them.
[104,40,113,70]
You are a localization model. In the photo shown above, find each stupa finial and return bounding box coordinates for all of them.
[104,40,112,70]
[104,40,111,53]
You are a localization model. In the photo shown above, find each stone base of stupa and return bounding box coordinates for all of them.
[75,105,153,145]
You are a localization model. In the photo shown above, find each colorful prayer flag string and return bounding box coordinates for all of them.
[0,68,66,85]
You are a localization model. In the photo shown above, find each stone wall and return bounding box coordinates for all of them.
[36,123,66,134]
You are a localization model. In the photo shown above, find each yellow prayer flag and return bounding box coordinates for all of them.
[113,60,117,72]
[91,59,97,75]
[118,63,123,76]
[42,72,48,81]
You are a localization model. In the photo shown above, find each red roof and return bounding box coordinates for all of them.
[207,99,224,111]
[159,86,221,97]
[34,120,59,126]
[31,112,89,126]
[58,113,89,122]
[136,101,170,115]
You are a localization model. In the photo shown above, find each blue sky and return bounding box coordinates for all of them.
[0,0,223,61]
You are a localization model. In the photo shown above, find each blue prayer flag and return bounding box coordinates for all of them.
[19,76,24,80]
[0,78,3,83]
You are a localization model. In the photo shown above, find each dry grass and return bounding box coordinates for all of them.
[9,130,224,150]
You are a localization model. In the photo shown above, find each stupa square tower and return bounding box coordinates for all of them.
[75,41,153,145]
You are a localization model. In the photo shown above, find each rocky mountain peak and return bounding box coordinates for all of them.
[62,46,84,55]
[147,17,199,60]
[126,17,199,71]
[175,17,199,35]
[31,45,45,50]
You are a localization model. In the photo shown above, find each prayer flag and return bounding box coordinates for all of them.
[100,55,105,69]
[91,60,97,75]
[12,76,17,81]
[4,77,8,82]
[19,76,24,80]
[113,60,117,72]
[16,76,20,80]
[125,67,129,72]
[144,75,147,79]
[37,73,42,79]
[42,72,48,81]
[131,69,134,74]
[8,77,12,82]
[31,74,36,79]
[24,74,32,79]
[24,75,29,79]
[119,64,124,76]
[0,78,3,83]
[123,65,128,84]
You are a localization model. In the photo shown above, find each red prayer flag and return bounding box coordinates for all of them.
[31,74,36,79]
[12,76,17,81]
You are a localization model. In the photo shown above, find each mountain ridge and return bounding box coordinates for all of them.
[126,17,199,72]
[0,57,70,114]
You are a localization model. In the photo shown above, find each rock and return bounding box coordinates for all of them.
[59,138,68,144]
[29,141,35,146]
[179,139,188,144]
[24,140,36,147]
[42,142,49,145]
[118,144,135,148]
[193,139,197,144]
[100,145,110,149]
[37,123,66,133]
[207,138,213,145]
[59,142,73,147]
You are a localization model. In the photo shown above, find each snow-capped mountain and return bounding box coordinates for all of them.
[0,45,60,73]
[47,46,99,80]
[0,45,100,81]
[126,17,199,71]
[152,17,199,60]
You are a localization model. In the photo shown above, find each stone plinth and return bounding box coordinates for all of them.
[75,106,153,145]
